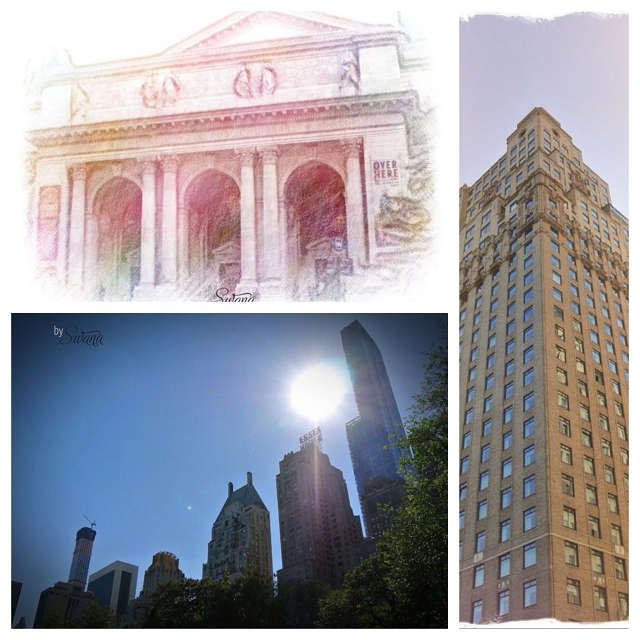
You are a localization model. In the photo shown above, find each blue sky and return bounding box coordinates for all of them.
[460,14,629,216]
[12,313,444,626]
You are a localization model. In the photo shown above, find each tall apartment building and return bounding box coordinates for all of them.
[203,472,273,582]
[88,560,138,617]
[341,320,407,537]
[276,433,363,587]
[459,107,629,623]
[68,526,97,590]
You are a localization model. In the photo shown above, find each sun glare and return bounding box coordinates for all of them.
[290,364,346,423]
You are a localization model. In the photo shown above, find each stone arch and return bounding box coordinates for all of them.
[282,160,348,301]
[279,156,346,201]
[91,176,143,300]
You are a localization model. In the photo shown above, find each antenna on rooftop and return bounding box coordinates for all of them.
[84,515,96,529]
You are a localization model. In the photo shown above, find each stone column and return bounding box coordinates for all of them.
[259,146,283,299]
[68,165,86,287]
[236,148,257,293]
[139,159,157,287]
[160,155,178,285]
[83,210,99,298]
[343,139,366,271]
[177,205,188,282]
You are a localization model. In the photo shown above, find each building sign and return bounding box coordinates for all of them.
[372,160,399,185]
[300,427,323,450]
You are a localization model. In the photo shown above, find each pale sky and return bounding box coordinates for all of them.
[460,14,629,215]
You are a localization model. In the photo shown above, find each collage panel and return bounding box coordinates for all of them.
[459,14,629,627]
[11,313,447,628]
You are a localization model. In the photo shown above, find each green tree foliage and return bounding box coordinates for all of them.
[70,602,114,628]
[276,580,331,628]
[144,573,281,628]
[318,325,447,628]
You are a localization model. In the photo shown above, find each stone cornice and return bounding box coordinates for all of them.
[28,91,418,149]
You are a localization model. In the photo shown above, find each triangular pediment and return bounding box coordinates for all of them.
[166,12,386,53]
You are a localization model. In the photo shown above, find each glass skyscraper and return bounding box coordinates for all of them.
[341,320,406,536]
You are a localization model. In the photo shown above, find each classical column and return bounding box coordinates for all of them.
[83,210,99,297]
[259,146,283,298]
[160,155,178,284]
[177,205,188,282]
[236,148,257,293]
[343,139,366,271]
[68,164,86,287]
[139,159,157,287]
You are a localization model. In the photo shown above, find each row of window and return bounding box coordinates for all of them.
[471,580,537,622]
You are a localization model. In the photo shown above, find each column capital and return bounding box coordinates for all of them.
[258,146,279,164]
[341,138,362,158]
[138,158,158,175]
[70,164,87,181]
[160,155,180,173]
[235,147,256,167]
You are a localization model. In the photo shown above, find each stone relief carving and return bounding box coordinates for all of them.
[340,51,359,89]
[70,82,90,122]
[260,64,277,96]
[141,74,158,108]
[233,66,253,99]
[162,71,181,106]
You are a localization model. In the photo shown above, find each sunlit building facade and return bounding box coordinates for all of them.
[203,471,273,582]
[276,438,363,587]
[341,320,406,536]
[459,107,629,623]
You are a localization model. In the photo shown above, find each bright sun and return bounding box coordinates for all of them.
[290,364,347,423]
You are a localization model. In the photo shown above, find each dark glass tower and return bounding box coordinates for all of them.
[341,320,406,536]
[68,526,97,589]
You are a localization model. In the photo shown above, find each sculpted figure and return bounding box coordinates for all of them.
[141,75,158,108]
[340,51,360,89]
[260,64,276,96]
[162,71,180,106]
[70,82,89,121]
[234,66,252,99]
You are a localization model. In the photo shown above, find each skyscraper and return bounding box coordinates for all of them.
[459,107,629,623]
[68,526,97,590]
[276,431,363,587]
[341,320,407,536]
[88,561,138,617]
[203,472,273,582]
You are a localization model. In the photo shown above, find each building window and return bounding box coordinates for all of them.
[581,429,592,447]
[500,519,511,542]
[461,456,469,474]
[475,531,486,553]
[561,473,574,496]
[473,564,484,587]
[498,591,509,616]
[499,553,510,578]
[607,493,619,514]
[483,396,493,412]
[556,325,565,340]
[579,404,590,421]
[523,474,535,497]
[472,600,482,624]
[618,594,629,620]
[614,557,627,581]
[479,470,489,490]
[567,579,581,605]
[557,367,567,384]
[482,418,492,437]
[523,367,534,385]
[583,455,594,474]
[523,325,533,341]
[523,392,535,411]
[504,381,514,399]
[523,417,535,438]
[501,486,512,509]
[523,445,535,466]
[611,524,622,546]
[563,506,576,530]
[504,405,513,424]
[523,580,537,608]
[594,587,607,612]
[460,482,468,501]
[564,540,578,565]
[505,360,515,376]
[523,507,536,531]
[502,458,512,478]
[480,443,490,462]
[559,416,571,436]
[585,484,598,505]
[560,444,572,465]
[467,387,475,402]
[558,391,569,409]
[503,430,513,450]
[604,465,615,484]
[602,439,612,457]
[591,550,604,573]
[589,516,601,538]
